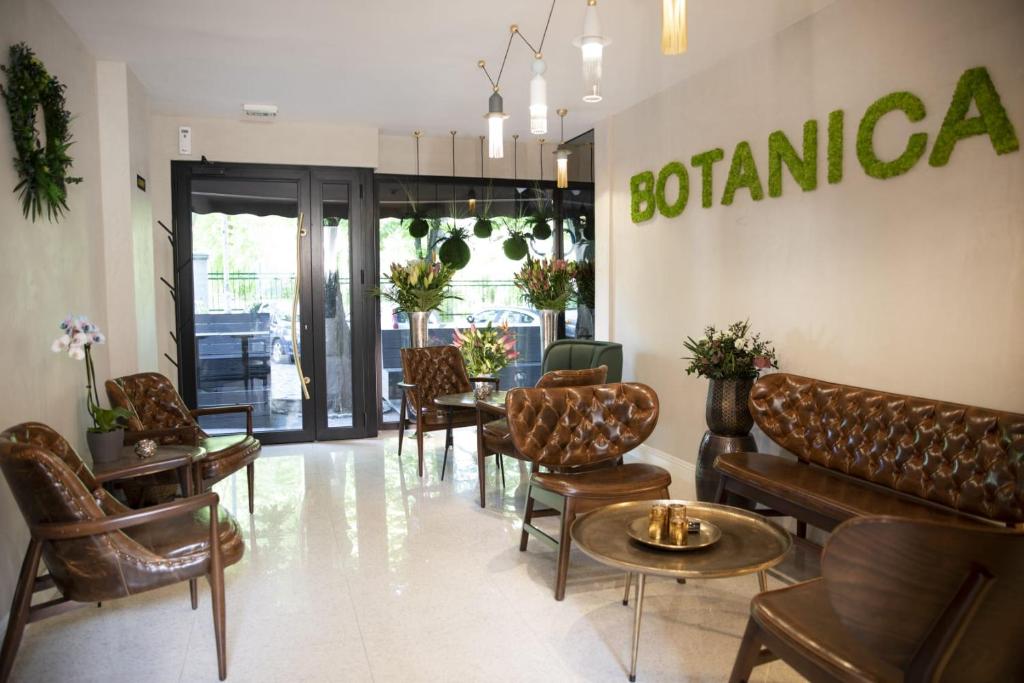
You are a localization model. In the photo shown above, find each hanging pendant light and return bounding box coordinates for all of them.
[554,108,571,189]
[662,0,687,55]
[485,90,508,158]
[529,56,548,135]
[572,0,610,103]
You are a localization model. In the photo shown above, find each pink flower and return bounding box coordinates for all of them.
[753,356,771,369]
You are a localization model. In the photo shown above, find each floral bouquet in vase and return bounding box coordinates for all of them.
[683,320,778,380]
[374,259,458,347]
[452,322,518,398]
[513,258,577,311]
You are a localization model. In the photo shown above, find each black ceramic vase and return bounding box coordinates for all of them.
[695,377,757,503]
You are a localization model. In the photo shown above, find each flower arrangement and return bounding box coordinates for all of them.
[683,320,779,380]
[452,322,518,377]
[51,316,132,432]
[374,259,458,312]
[513,258,578,311]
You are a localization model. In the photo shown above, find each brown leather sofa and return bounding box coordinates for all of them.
[714,373,1024,532]
[106,372,261,513]
[475,366,609,508]
[0,422,244,681]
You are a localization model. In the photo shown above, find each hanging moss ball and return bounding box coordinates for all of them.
[473,217,493,239]
[503,234,529,261]
[439,236,471,269]
[408,217,429,239]
[531,218,552,241]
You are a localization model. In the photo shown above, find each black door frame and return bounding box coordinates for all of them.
[171,161,376,444]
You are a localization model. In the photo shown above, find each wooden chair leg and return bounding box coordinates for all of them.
[728,617,766,683]
[796,520,807,538]
[246,462,255,515]
[397,393,407,458]
[476,429,487,509]
[190,579,198,610]
[1,540,43,683]
[416,419,425,478]
[714,476,729,504]
[519,482,535,551]
[554,497,577,601]
[498,454,506,488]
[208,500,227,681]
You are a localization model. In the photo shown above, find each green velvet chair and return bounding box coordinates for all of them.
[541,340,623,382]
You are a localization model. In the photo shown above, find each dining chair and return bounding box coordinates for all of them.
[0,422,244,682]
[727,515,1024,682]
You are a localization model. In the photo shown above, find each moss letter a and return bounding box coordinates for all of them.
[630,171,656,223]
[721,141,764,206]
[929,66,1020,167]
[857,91,928,179]
[768,120,818,198]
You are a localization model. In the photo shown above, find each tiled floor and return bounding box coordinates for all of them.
[10,432,805,682]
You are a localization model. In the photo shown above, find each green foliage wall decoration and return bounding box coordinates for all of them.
[721,141,764,206]
[857,91,928,179]
[690,148,724,209]
[630,171,656,223]
[929,66,1020,167]
[768,120,818,198]
[827,110,844,184]
[655,161,689,218]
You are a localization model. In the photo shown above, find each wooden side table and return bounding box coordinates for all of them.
[92,445,206,497]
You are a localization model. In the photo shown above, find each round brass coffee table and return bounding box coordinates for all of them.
[571,500,791,681]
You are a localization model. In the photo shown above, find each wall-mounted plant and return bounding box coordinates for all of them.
[1,43,82,221]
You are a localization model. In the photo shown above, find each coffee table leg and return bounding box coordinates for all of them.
[758,571,767,592]
[629,573,646,681]
[622,572,632,606]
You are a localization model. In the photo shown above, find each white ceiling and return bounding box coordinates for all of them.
[52,0,835,139]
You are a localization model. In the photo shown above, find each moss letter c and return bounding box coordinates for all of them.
[857,91,928,179]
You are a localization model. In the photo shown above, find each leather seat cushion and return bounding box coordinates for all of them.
[532,463,671,498]
[752,579,901,682]
[416,406,477,428]
[126,505,245,568]
[199,434,261,482]
[482,418,515,454]
[715,452,987,526]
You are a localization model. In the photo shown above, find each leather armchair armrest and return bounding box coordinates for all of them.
[469,376,500,389]
[191,404,254,436]
[31,492,220,540]
[476,401,505,418]
[124,426,201,446]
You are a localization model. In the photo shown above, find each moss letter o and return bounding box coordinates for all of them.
[630,171,656,223]
[857,91,928,179]
[655,161,689,218]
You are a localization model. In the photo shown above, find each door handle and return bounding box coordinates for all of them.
[292,211,311,400]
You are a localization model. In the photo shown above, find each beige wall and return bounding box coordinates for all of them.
[0,0,110,617]
[599,0,1024,461]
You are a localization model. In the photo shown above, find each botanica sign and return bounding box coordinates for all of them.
[629,67,1019,224]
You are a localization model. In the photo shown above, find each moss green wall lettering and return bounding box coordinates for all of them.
[690,148,724,208]
[722,141,764,205]
[655,161,689,218]
[857,91,928,179]
[768,120,818,197]
[828,110,844,184]
[630,171,656,223]
[929,66,1020,167]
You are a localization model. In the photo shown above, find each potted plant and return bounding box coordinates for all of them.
[374,259,458,348]
[51,316,133,463]
[513,258,577,356]
[452,322,518,398]
[683,320,779,501]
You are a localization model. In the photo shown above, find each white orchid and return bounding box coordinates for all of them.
[51,315,107,360]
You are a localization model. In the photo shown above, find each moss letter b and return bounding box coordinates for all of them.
[630,171,656,223]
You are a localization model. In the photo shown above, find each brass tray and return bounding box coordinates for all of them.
[626,516,722,552]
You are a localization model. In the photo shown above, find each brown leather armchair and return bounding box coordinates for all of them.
[105,372,261,513]
[728,516,1024,683]
[475,366,609,508]
[0,423,244,682]
[506,383,671,600]
[397,346,497,479]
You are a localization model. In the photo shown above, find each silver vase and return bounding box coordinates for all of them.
[539,309,559,358]
[409,311,429,348]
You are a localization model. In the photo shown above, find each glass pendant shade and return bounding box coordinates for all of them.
[662,0,687,55]
[485,91,509,159]
[555,147,571,188]
[573,1,609,104]
[529,59,548,135]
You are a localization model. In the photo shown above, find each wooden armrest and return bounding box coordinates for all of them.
[397,382,417,390]
[469,376,500,388]
[31,492,220,540]
[191,404,254,435]
[476,401,505,418]
[124,426,200,446]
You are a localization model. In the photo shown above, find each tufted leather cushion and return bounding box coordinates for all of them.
[749,374,1024,524]
[536,366,608,389]
[106,372,204,440]
[400,346,472,412]
[505,383,659,468]
[198,434,261,483]
[533,463,671,498]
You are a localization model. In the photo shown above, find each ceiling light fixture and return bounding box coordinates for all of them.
[529,58,548,135]
[554,109,571,189]
[573,0,610,103]
[478,55,511,159]
[662,0,687,55]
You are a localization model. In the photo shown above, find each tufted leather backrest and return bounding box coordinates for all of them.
[750,373,1024,524]
[400,346,472,411]
[822,516,1024,680]
[106,372,204,440]
[505,383,659,468]
[536,365,608,388]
